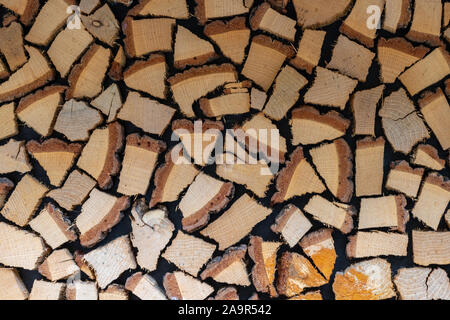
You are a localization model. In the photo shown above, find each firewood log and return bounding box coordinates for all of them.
[351,85,384,136]
[0,268,28,300]
[38,249,79,281]
[125,272,167,300]
[412,231,450,266]
[271,204,312,247]
[0,140,31,174]
[292,0,353,28]
[385,160,424,198]
[355,137,385,197]
[413,144,446,171]
[29,280,65,300]
[290,29,326,74]
[164,271,214,300]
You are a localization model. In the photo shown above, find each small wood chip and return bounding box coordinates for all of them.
[304,67,358,110]
[350,85,384,136]
[413,144,445,171]
[290,29,326,73]
[125,272,167,300]
[129,0,189,19]
[291,106,350,145]
[0,102,17,140]
[99,284,128,300]
[83,235,137,289]
[81,4,119,46]
[39,249,79,281]
[0,268,28,300]
[201,245,250,286]
[201,194,272,250]
[76,188,130,247]
[347,231,409,259]
[29,203,77,250]
[394,267,431,300]
[383,0,411,33]
[194,0,251,24]
[29,280,65,300]
[355,137,385,197]
[412,173,450,230]
[248,236,281,297]
[271,204,312,247]
[385,160,424,198]
[358,195,408,232]
[0,21,27,72]
[0,139,31,174]
[303,195,354,234]
[174,25,216,69]
[91,84,122,123]
[406,0,442,46]
[118,134,166,196]
[333,258,396,300]
[163,231,216,276]
[250,2,296,41]
[66,280,98,300]
[412,231,450,266]
[164,271,214,300]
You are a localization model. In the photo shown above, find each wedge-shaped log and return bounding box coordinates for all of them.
[383,0,411,33]
[351,85,384,136]
[81,4,119,46]
[355,137,385,197]
[125,272,166,300]
[39,249,79,281]
[0,140,31,174]
[164,271,214,300]
[271,204,312,247]
[406,0,442,46]
[0,268,28,300]
[174,26,216,69]
[385,161,424,198]
[413,144,445,171]
[292,0,352,28]
[290,29,325,73]
[359,195,409,232]
[0,21,27,71]
[347,232,408,258]
[250,2,296,41]
[200,91,250,118]
[91,84,122,123]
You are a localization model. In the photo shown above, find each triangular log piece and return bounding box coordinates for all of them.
[123,54,167,99]
[346,232,409,259]
[91,84,122,123]
[419,88,450,150]
[406,0,442,46]
[289,291,323,300]
[79,0,100,14]
[174,26,217,69]
[413,144,445,170]
[250,2,296,41]
[25,0,74,46]
[0,268,28,300]
[108,45,126,81]
[204,17,250,65]
[29,280,65,300]
[271,147,325,204]
[66,45,111,99]
[355,137,385,197]
[168,64,237,117]
[277,251,327,298]
[48,170,96,211]
[310,138,354,202]
[235,113,287,163]
[340,0,384,48]
[351,85,384,136]
[263,66,308,121]
[0,0,39,25]
[304,195,354,234]
[75,188,129,247]
[271,204,312,248]
[123,17,175,57]
[242,35,294,92]
[328,35,375,82]
[125,272,166,300]
[1,174,48,227]
[0,139,31,174]
[77,122,124,189]
[399,48,450,96]
[0,46,54,103]
[29,203,77,250]
[333,258,396,300]
[118,134,166,196]
[194,0,251,25]
[17,86,66,137]
[248,236,281,297]
[0,102,17,140]
[54,99,103,141]
[81,4,119,46]
[292,0,353,28]
[290,29,326,74]
[383,0,411,33]
[83,235,136,289]
[385,160,424,198]
[251,87,267,111]
[164,271,214,300]
[48,27,93,77]
[130,201,174,272]
[394,267,431,300]
[358,195,409,232]
[413,231,450,266]
[129,0,189,19]
[179,173,234,232]
[379,88,429,154]
[201,194,271,250]
[172,119,224,166]
[208,287,239,300]
[412,173,450,230]
[150,147,199,207]
[26,139,82,186]
[66,280,98,300]
[0,178,13,209]
[299,229,336,280]
[304,67,358,110]
[74,251,95,280]
[201,245,250,286]
[0,222,47,270]
[39,249,79,281]
[426,268,450,300]
[162,231,216,276]
[99,284,128,300]
[0,21,27,71]
[377,37,428,84]
[200,91,250,118]
[119,91,175,135]
[291,106,350,145]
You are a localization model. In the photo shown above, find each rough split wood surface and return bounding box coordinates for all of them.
[0,0,448,301]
